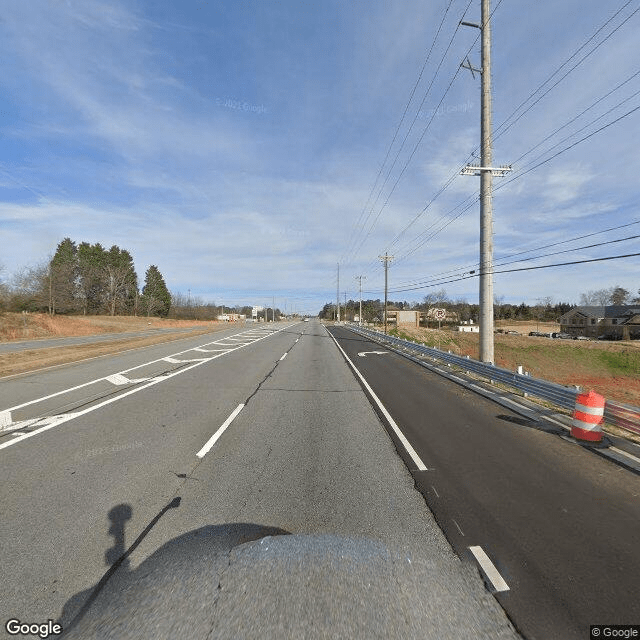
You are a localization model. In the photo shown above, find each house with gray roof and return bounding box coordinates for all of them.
[559,305,640,339]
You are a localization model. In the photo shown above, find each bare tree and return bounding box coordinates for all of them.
[422,288,448,308]
[10,262,50,311]
[0,263,7,310]
[579,288,611,306]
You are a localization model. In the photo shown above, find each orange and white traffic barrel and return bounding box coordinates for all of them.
[571,390,604,442]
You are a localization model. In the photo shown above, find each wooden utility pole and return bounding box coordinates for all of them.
[379,253,393,334]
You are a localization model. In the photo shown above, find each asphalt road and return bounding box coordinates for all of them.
[0,320,518,639]
[328,325,640,640]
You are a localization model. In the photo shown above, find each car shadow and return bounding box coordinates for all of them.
[57,498,289,638]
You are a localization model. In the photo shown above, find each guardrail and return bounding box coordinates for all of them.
[348,325,640,437]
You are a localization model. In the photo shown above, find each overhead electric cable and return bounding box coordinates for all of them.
[482,0,640,152]
[348,0,489,266]
[389,102,640,266]
[358,0,506,271]
[388,232,640,291]
[379,252,640,294]
[386,7,640,268]
[340,0,456,265]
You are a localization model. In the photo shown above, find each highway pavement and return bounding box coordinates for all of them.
[0,320,519,639]
[328,324,640,640]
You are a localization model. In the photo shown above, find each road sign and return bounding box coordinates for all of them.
[434,308,446,320]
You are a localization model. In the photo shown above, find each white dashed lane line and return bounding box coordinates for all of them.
[196,404,245,459]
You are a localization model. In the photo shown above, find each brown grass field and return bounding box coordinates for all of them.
[0,312,219,341]
[0,313,234,378]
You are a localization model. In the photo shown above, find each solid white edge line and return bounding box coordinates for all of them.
[327,327,428,472]
[196,403,245,459]
[469,546,510,593]
[610,446,640,465]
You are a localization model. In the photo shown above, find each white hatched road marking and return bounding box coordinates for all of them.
[0,325,297,449]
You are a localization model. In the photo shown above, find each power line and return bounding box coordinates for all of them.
[358,0,506,272]
[483,0,640,151]
[339,0,457,265]
[510,68,640,167]
[389,217,640,287]
[379,251,640,294]
[388,231,640,291]
[376,3,640,269]
[498,104,640,192]
[511,88,640,171]
[388,101,640,266]
[346,0,485,267]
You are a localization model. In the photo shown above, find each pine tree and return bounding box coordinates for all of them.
[104,246,137,316]
[49,238,78,314]
[77,242,107,315]
[141,265,171,317]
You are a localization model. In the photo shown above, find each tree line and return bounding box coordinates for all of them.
[318,284,639,324]
[0,238,171,317]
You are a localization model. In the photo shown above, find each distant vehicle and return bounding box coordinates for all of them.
[505,330,519,335]
[529,331,543,337]
[304,318,310,322]
[573,335,589,340]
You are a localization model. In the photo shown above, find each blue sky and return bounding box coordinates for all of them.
[1,0,638,314]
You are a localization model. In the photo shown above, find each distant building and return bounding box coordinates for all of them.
[456,324,479,333]
[386,310,419,328]
[559,305,640,339]
[217,313,246,322]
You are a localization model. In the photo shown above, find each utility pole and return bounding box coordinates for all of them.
[336,263,341,323]
[460,0,511,363]
[356,275,366,326]
[379,253,393,334]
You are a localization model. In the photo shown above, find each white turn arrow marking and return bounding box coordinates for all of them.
[357,351,389,357]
